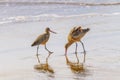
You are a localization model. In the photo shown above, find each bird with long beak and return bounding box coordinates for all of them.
[31,27,57,57]
[65,26,90,63]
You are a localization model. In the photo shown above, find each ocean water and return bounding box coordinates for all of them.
[0,0,120,24]
[0,0,120,80]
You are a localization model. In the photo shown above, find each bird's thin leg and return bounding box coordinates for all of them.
[46,53,51,63]
[75,43,78,54]
[36,45,39,56]
[75,53,79,64]
[36,54,40,63]
[45,44,53,54]
[80,41,86,63]
[36,45,40,63]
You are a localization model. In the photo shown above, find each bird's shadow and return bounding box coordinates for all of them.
[34,53,54,74]
[65,53,85,73]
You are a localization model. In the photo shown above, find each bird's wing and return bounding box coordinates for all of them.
[71,27,81,38]
[31,33,49,46]
[69,27,77,35]
[72,28,89,39]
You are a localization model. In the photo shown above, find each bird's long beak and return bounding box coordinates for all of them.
[50,29,57,34]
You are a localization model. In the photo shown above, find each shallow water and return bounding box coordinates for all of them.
[0,0,120,24]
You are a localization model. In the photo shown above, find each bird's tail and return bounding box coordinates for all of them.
[83,28,90,33]
[31,44,34,46]
[31,42,36,47]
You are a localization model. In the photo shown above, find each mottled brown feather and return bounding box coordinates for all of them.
[31,33,49,46]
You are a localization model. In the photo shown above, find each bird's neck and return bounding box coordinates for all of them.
[65,41,74,50]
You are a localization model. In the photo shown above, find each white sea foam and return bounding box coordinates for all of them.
[0,12,120,25]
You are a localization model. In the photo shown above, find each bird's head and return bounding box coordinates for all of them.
[46,27,57,34]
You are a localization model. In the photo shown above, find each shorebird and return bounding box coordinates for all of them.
[31,27,56,57]
[65,26,90,62]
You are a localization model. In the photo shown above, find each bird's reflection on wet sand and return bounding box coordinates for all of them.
[65,53,92,80]
[65,53,85,73]
[34,53,54,74]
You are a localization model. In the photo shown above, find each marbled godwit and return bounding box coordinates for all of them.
[65,26,90,62]
[31,27,56,57]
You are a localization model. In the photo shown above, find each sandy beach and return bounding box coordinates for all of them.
[0,0,120,80]
[0,13,120,80]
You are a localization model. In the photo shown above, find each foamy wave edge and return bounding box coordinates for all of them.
[0,1,120,6]
[0,13,120,25]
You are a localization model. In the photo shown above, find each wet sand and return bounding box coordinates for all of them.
[0,14,120,80]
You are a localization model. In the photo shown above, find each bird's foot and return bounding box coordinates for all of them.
[49,51,53,54]
[75,52,77,54]
[36,54,40,56]
[81,51,86,54]
[65,54,67,56]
